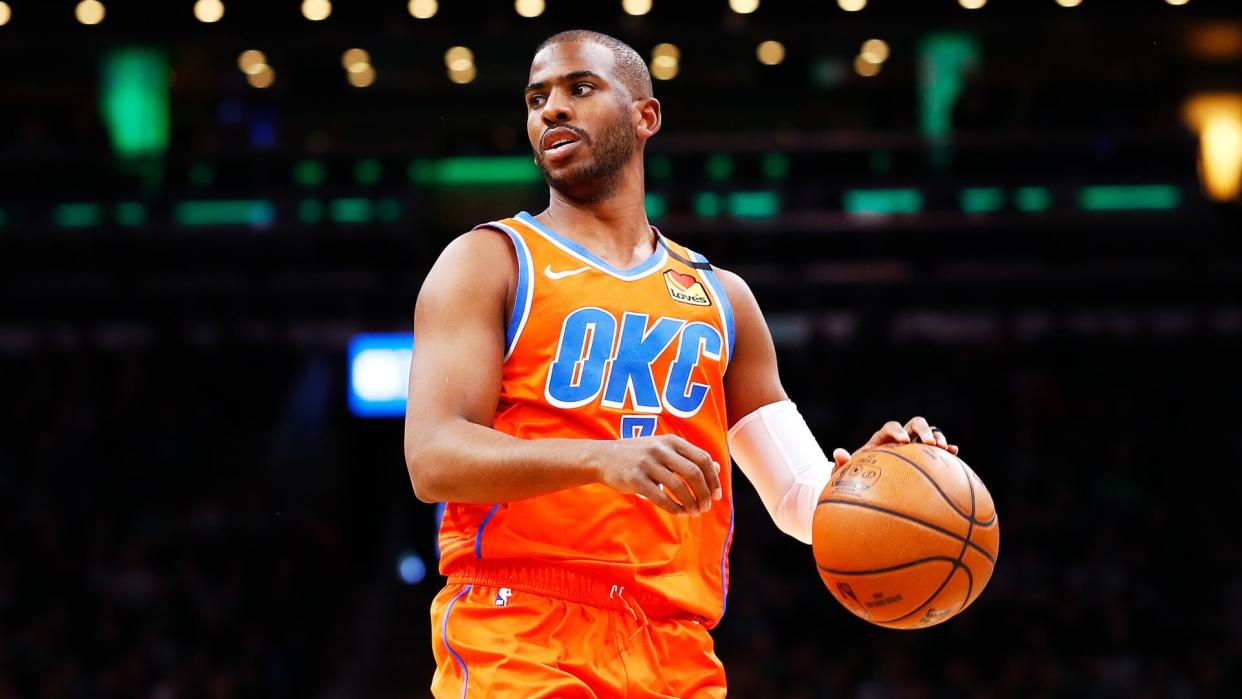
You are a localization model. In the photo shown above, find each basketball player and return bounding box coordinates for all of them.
[404,30,959,698]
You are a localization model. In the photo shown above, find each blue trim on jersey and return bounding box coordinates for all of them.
[516,211,666,279]
[720,497,735,620]
[443,584,472,698]
[473,221,534,360]
[474,504,500,559]
[690,250,736,365]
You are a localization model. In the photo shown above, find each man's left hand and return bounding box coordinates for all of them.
[831,416,958,469]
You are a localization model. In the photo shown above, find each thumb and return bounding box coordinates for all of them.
[832,448,852,469]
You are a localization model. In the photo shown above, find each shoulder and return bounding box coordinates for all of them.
[419,226,518,308]
[711,265,759,314]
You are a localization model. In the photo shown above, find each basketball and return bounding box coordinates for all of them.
[812,443,999,630]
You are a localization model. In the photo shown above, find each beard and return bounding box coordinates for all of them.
[534,112,636,204]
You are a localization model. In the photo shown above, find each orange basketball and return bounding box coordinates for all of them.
[812,443,999,629]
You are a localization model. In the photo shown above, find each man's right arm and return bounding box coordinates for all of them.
[402,229,721,515]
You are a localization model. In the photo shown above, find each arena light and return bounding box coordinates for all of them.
[410,156,541,185]
[838,0,866,11]
[727,191,780,218]
[342,48,371,72]
[294,159,326,187]
[53,203,103,228]
[1183,93,1242,202]
[622,0,652,15]
[729,0,759,14]
[0,2,10,26]
[448,64,477,84]
[1014,186,1052,212]
[645,192,667,219]
[397,551,427,585]
[175,200,276,227]
[75,0,105,25]
[408,0,437,18]
[1054,0,1082,7]
[247,66,275,88]
[843,188,923,215]
[355,159,383,185]
[853,54,881,77]
[959,0,987,8]
[444,46,474,71]
[1079,185,1181,211]
[650,43,680,81]
[960,187,1004,213]
[756,40,785,65]
[301,0,331,21]
[1165,0,1189,4]
[193,0,224,23]
[860,39,890,64]
[515,0,545,18]
[238,50,267,75]
[100,48,171,160]
[348,333,414,418]
[348,65,376,87]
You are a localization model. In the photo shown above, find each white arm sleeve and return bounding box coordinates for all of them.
[727,399,834,545]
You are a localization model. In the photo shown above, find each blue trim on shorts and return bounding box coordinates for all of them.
[475,505,500,559]
[443,584,472,699]
[720,500,735,620]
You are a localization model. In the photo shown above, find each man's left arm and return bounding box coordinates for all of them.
[715,267,958,544]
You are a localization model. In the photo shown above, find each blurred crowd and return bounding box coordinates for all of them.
[3,334,1241,697]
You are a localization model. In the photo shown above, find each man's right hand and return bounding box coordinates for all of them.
[593,435,723,516]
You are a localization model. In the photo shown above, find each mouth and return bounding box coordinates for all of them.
[541,128,584,155]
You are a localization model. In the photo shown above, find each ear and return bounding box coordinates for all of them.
[635,97,662,142]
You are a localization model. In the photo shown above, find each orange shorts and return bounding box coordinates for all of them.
[429,562,728,698]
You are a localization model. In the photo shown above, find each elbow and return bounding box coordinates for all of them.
[404,438,444,504]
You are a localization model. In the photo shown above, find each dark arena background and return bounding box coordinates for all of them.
[3,0,1242,696]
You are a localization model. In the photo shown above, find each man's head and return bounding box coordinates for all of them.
[526,30,660,203]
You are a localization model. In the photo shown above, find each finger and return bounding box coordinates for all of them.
[663,450,713,513]
[640,480,686,516]
[930,426,949,450]
[668,437,723,502]
[832,448,852,469]
[947,443,960,456]
[905,416,935,445]
[650,463,703,516]
[867,420,910,448]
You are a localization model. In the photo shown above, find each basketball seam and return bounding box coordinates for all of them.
[817,498,996,564]
[870,448,996,526]
[818,555,958,576]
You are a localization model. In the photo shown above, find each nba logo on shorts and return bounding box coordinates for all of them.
[495,588,512,607]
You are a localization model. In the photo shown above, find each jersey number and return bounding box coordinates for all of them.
[620,415,658,439]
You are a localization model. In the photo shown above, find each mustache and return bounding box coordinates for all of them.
[542,124,591,146]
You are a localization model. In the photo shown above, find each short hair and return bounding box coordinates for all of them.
[534,30,653,101]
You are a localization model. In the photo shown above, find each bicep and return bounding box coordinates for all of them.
[405,230,513,436]
[718,268,789,427]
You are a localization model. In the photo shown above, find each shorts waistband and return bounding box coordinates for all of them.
[446,559,695,622]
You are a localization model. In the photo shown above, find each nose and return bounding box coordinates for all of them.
[540,87,575,125]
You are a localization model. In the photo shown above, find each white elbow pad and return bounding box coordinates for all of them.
[727,400,834,545]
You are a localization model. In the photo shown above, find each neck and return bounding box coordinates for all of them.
[536,159,654,266]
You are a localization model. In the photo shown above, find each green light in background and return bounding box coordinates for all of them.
[176,200,275,227]
[189,162,214,187]
[648,155,673,181]
[375,197,401,222]
[100,48,170,160]
[410,156,542,186]
[645,193,667,220]
[762,153,789,180]
[705,154,734,181]
[355,158,383,185]
[843,188,924,215]
[330,198,372,223]
[917,33,980,171]
[54,203,103,228]
[116,202,147,227]
[961,187,1005,213]
[694,192,722,218]
[728,191,780,218]
[1014,186,1052,212]
[294,160,326,188]
[298,199,323,224]
[1080,185,1181,211]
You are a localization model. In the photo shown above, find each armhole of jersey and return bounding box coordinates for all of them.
[688,248,736,369]
[472,220,534,361]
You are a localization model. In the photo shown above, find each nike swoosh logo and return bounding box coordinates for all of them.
[543,264,591,280]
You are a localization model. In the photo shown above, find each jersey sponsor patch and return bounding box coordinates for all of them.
[664,269,711,307]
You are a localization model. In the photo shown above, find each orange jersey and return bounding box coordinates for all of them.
[436,211,737,625]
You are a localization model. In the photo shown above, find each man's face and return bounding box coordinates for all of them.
[525,41,638,203]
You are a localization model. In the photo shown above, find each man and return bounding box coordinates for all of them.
[404,30,958,698]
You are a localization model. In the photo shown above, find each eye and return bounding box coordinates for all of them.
[527,94,545,108]
[572,83,595,96]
